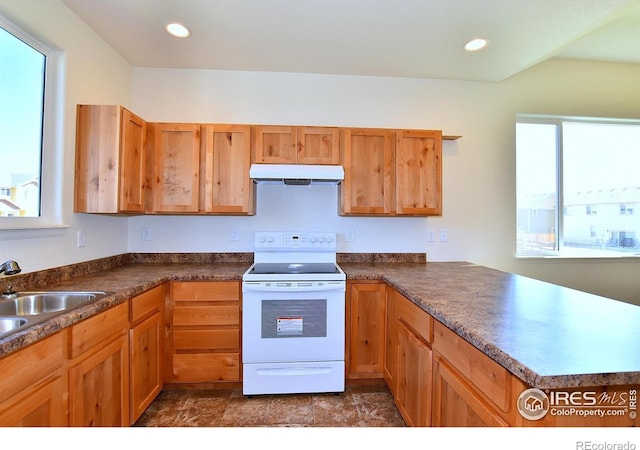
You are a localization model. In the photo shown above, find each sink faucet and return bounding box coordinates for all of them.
[0,260,21,276]
[0,260,21,298]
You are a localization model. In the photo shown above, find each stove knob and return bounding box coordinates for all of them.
[325,235,333,243]
[310,236,317,243]
[258,235,266,243]
[267,235,274,243]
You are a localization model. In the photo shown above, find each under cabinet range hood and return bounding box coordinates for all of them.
[249,164,344,185]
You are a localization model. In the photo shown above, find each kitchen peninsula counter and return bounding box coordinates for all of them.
[342,261,640,389]
[1,258,639,391]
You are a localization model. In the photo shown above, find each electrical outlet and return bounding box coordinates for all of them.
[440,229,448,242]
[77,230,86,248]
[346,230,355,242]
[141,227,151,241]
[230,229,239,241]
[427,229,435,242]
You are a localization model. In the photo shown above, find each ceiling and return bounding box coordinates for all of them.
[62,0,640,82]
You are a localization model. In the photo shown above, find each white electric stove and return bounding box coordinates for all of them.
[242,231,346,395]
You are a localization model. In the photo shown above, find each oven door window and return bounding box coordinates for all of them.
[262,299,327,338]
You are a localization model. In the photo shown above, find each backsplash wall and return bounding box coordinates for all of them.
[127,184,431,254]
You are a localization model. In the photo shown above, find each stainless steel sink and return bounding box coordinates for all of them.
[0,292,106,316]
[0,317,27,336]
[0,291,112,339]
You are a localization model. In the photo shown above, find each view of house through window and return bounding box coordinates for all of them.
[516,117,640,257]
[0,25,45,217]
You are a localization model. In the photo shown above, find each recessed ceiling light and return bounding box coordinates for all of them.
[165,23,191,39]
[464,38,489,52]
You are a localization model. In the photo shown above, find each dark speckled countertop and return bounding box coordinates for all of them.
[1,257,639,390]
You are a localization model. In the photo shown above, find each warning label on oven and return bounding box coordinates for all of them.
[277,317,303,335]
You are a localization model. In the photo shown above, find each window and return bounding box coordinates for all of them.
[516,115,640,257]
[0,25,44,217]
[0,14,62,229]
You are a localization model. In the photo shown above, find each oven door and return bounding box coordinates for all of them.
[242,281,345,363]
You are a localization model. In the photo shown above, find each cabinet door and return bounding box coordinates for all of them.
[341,128,395,215]
[0,371,66,426]
[0,331,65,426]
[254,125,297,163]
[68,332,129,427]
[75,105,147,214]
[396,320,432,427]
[74,104,120,213]
[130,311,162,424]
[432,357,508,427]
[151,123,201,213]
[395,130,442,215]
[298,126,340,164]
[119,108,146,212]
[346,282,386,378]
[203,124,255,214]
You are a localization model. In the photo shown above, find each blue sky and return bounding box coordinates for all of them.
[0,26,44,185]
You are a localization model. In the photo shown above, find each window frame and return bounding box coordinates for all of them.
[516,113,640,259]
[0,13,65,234]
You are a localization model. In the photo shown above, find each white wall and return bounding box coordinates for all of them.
[0,0,131,273]
[1,0,639,306]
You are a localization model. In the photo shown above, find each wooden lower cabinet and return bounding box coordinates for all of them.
[346,281,386,379]
[386,287,433,426]
[396,319,431,426]
[129,285,164,424]
[0,371,65,426]
[170,281,241,383]
[432,356,508,426]
[67,302,130,426]
[432,322,522,427]
[0,332,66,426]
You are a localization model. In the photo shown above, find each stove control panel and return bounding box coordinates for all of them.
[254,231,337,251]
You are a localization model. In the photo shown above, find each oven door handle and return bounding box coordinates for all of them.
[243,281,345,293]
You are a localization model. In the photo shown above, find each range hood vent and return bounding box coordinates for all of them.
[250,164,344,185]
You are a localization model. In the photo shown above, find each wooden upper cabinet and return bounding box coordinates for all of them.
[254,125,297,163]
[120,109,147,212]
[254,125,340,164]
[297,126,340,164]
[203,124,255,215]
[149,123,201,213]
[75,105,146,213]
[341,128,442,217]
[395,130,442,215]
[341,128,395,215]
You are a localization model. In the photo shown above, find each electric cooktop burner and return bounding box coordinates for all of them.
[243,232,345,282]
[249,262,341,275]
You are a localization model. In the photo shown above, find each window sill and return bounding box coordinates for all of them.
[0,224,70,240]
[516,249,640,260]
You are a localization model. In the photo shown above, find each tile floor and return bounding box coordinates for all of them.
[135,383,406,427]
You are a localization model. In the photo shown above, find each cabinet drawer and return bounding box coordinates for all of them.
[173,304,239,326]
[173,329,240,350]
[172,353,240,382]
[130,285,164,323]
[172,281,239,301]
[0,332,63,404]
[390,288,433,343]
[68,302,129,359]
[433,322,511,413]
